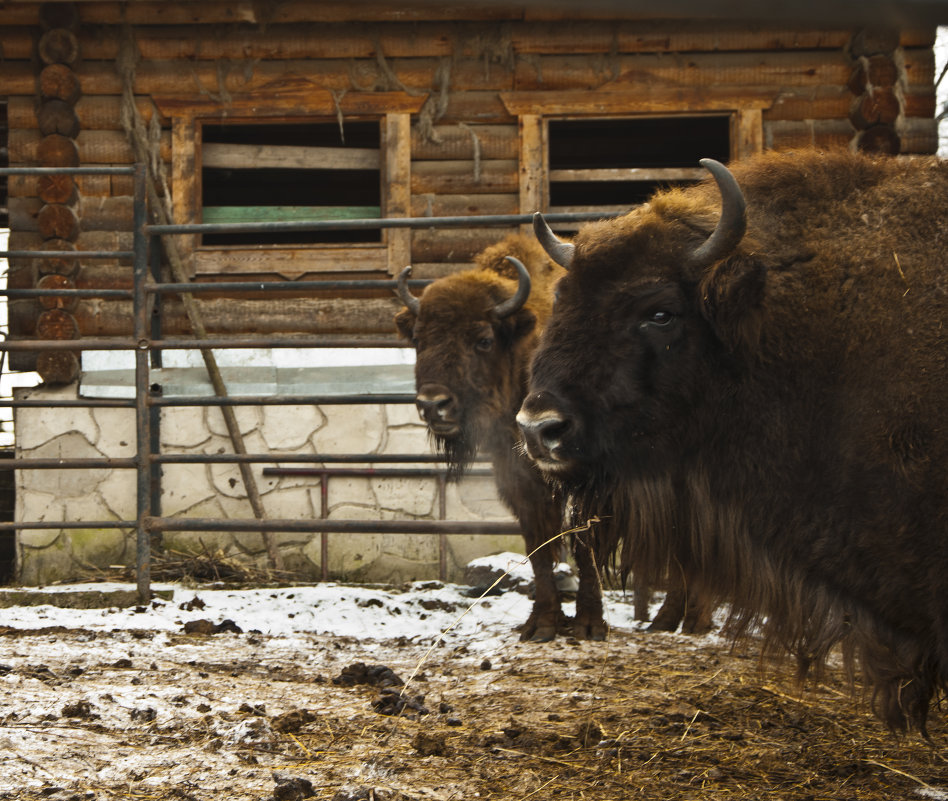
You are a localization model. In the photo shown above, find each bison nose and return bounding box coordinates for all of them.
[517,393,573,463]
[416,386,458,426]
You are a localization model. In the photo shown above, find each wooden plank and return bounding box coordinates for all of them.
[172,116,199,276]
[549,167,705,182]
[192,246,388,278]
[501,89,776,116]
[411,228,514,263]
[731,108,764,159]
[519,114,544,230]
[385,113,412,276]
[155,87,428,120]
[765,119,855,151]
[203,143,380,171]
[202,206,381,224]
[411,159,518,195]
[410,193,518,218]
[411,124,518,160]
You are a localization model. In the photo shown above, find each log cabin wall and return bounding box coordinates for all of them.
[2,2,938,379]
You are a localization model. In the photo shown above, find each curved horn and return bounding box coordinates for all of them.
[533,212,575,269]
[689,158,747,268]
[493,256,532,318]
[396,265,421,315]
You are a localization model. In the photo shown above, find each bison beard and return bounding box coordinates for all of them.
[520,149,948,733]
[430,426,477,484]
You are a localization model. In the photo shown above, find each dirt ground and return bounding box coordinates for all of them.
[0,589,947,801]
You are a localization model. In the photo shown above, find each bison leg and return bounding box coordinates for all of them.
[518,534,563,642]
[571,537,608,640]
[680,589,716,635]
[647,580,687,632]
[632,573,654,622]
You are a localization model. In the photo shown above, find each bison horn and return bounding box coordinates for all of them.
[689,158,747,268]
[396,265,421,315]
[493,256,532,318]
[533,212,575,269]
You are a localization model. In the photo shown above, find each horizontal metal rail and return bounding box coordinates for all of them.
[146,210,614,235]
[3,164,596,598]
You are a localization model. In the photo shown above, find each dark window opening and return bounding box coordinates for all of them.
[201,121,381,247]
[547,116,731,213]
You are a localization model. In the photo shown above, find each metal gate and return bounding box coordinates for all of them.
[0,164,605,602]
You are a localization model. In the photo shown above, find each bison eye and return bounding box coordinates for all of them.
[475,335,495,353]
[648,310,675,326]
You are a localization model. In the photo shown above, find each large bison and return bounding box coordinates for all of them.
[395,234,607,641]
[518,149,948,731]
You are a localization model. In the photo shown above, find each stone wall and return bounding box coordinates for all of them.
[14,384,521,585]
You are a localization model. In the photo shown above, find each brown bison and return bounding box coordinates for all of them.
[395,234,607,641]
[518,149,948,731]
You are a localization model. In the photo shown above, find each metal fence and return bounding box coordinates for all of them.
[0,164,608,602]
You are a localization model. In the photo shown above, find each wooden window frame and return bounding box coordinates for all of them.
[500,89,774,228]
[153,87,427,278]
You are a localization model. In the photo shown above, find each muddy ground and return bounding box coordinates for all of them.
[0,586,946,801]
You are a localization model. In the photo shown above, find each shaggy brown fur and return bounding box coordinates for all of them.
[396,234,605,641]
[520,149,948,731]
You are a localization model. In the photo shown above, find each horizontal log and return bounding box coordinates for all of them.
[411,124,517,160]
[76,2,524,25]
[763,86,934,121]
[37,275,79,312]
[513,51,855,91]
[38,27,80,66]
[192,246,389,277]
[410,192,518,217]
[203,142,380,170]
[37,133,79,168]
[550,167,704,182]
[38,173,79,206]
[69,296,407,336]
[7,232,134,271]
[0,22,867,63]
[36,351,80,385]
[5,57,511,97]
[856,125,901,154]
[37,99,81,139]
[850,87,901,129]
[9,172,131,200]
[9,129,171,166]
[411,159,518,195]
[39,63,82,104]
[36,309,80,340]
[898,117,938,154]
[765,119,855,150]
[848,54,900,93]
[38,204,80,242]
[8,95,159,131]
[39,4,80,31]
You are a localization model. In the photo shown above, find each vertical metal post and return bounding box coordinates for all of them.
[132,163,152,603]
[320,471,329,581]
[437,474,447,581]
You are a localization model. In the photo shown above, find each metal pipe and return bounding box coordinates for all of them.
[0,337,404,351]
[147,517,520,535]
[146,210,615,235]
[132,163,152,603]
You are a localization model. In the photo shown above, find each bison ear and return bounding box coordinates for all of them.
[697,254,766,352]
[394,308,416,341]
[504,308,537,342]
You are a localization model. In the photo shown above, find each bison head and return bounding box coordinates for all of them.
[395,240,549,478]
[518,159,760,487]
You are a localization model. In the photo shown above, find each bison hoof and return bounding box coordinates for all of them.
[520,624,557,643]
[573,619,608,641]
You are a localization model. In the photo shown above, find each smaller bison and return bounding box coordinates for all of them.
[395,234,606,641]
